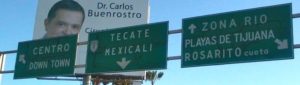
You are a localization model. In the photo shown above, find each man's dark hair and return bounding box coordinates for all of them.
[47,0,85,23]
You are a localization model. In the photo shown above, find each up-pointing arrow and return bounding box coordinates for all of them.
[116,58,131,69]
[275,39,288,50]
[188,24,197,34]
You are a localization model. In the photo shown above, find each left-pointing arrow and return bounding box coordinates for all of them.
[116,57,131,69]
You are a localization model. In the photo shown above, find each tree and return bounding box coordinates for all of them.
[146,71,164,85]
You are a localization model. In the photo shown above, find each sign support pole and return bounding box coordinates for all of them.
[83,75,91,85]
[0,53,4,84]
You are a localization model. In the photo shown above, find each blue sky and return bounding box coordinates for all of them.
[1,0,300,85]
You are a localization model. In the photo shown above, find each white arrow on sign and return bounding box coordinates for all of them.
[19,54,26,64]
[116,57,131,69]
[275,39,288,50]
[188,24,197,34]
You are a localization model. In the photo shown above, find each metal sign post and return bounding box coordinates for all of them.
[83,75,91,85]
[0,53,5,84]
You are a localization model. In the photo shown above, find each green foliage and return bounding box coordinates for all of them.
[146,71,164,85]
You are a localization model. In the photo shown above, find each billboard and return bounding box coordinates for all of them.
[33,0,149,76]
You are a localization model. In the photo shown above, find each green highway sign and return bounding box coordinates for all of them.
[182,3,293,68]
[86,22,168,73]
[14,35,78,79]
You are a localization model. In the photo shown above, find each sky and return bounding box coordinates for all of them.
[0,0,300,85]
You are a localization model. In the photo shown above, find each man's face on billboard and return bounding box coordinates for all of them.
[44,9,83,38]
